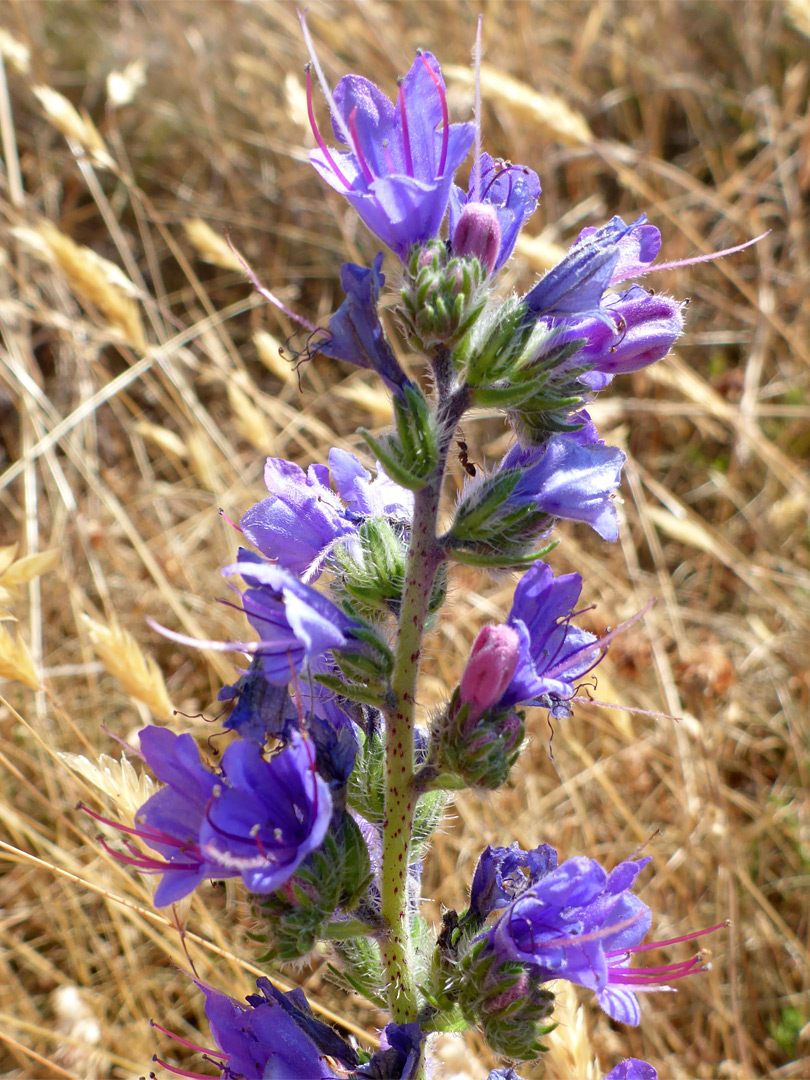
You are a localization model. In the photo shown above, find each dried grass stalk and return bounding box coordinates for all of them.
[228,381,274,451]
[0,622,41,689]
[15,221,147,353]
[0,28,31,74]
[542,982,599,1080]
[444,63,593,147]
[0,546,60,605]
[32,84,114,168]
[80,614,174,720]
[183,217,245,273]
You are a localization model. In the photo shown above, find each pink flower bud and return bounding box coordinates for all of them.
[460,623,520,721]
[452,202,501,273]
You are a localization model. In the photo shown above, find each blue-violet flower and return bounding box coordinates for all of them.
[92,727,332,906]
[308,52,474,259]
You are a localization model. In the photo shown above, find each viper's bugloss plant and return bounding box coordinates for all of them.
[83,15,758,1080]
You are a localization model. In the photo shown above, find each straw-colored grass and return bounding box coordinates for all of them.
[0,2,807,1077]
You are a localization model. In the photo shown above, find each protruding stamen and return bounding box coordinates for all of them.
[545,600,656,679]
[96,833,201,873]
[149,1021,226,1059]
[304,65,352,190]
[225,235,319,333]
[297,9,355,151]
[472,13,483,200]
[613,920,729,955]
[646,232,768,276]
[80,803,193,853]
[348,105,375,184]
[610,956,708,984]
[419,53,449,176]
[152,1055,216,1080]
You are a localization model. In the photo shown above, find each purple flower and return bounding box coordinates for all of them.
[496,435,626,541]
[524,215,656,319]
[501,562,601,716]
[308,52,474,258]
[90,728,331,906]
[153,977,358,1078]
[241,458,354,579]
[314,254,413,394]
[567,284,685,377]
[354,1022,424,1080]
[472,846,717,1026]
[201,735,332,894]
[480,851,655,1023]
[296,677,362,789]
[218,659,295,743]
[327,446,413,521]
[240,450,411,582]
[604,1062,658,1080]
[450,153,541,273]
[227,554,366,684]
[127,727,238,906]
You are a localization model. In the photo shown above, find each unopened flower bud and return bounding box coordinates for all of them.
[452,202,502,274]
[460,624,520,721]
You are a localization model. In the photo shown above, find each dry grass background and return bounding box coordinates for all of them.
[0,1,808,1077]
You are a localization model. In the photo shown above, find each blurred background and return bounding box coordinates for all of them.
[0,1,808,1077]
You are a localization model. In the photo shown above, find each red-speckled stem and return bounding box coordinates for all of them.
[379,387,467,1030]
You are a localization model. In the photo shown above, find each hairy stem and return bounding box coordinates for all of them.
[379,389,468,1028]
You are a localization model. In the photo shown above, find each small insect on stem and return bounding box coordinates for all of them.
[457,438,477,477]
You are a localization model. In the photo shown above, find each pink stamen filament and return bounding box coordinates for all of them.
[419,53,449,176]
[304,65,352,189]
[609,958,706,985]
[152,1055,218,1079]
[545,600,655,679]
[150,1021,226,1059]
[96,834,200,874]
[398,85,414,177]
[81,803,204,855]
[348,106,375,184]
[218,508,242,533]
[644,232,768,276]
[613,920,728,955]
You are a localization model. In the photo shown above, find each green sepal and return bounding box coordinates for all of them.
[358,385,438,493]
[450,471,522,538]
[416,1000,468,1034]
[359,427,428,491]
[327,935,388,1009]
[339,811,374,907]
[473,383,582,409]
[412,788,448,857]
[445,539,559,569]
[347,725,385,823]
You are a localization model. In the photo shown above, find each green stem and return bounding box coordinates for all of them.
[379,389,467,1028]
[379,479,443,1021]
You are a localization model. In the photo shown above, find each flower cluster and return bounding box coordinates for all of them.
[82,25,741,1080]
